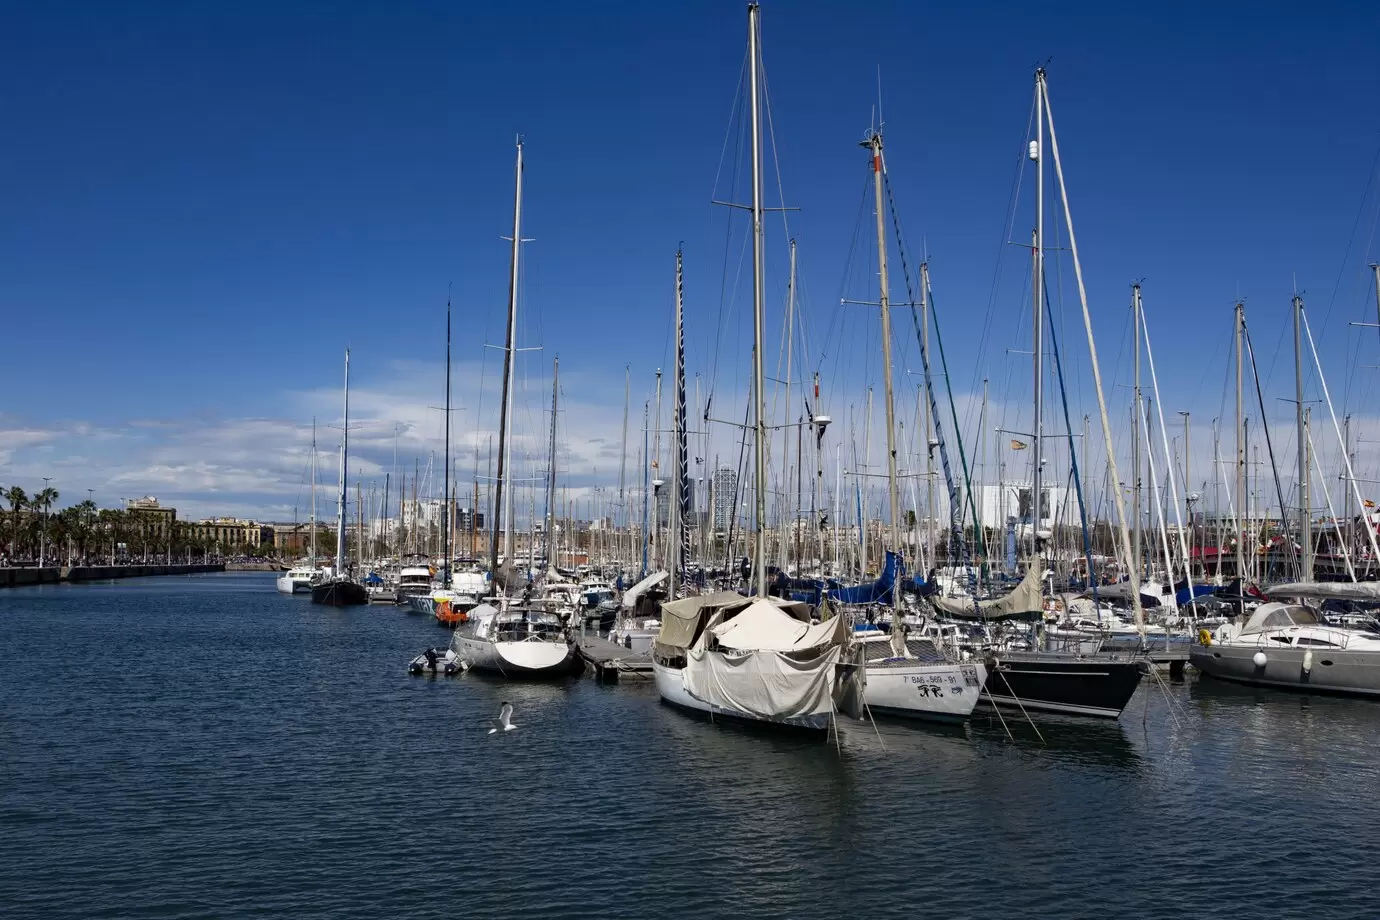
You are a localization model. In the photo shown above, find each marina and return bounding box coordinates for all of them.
[6,1,1380,916]
[5,572,1380,919]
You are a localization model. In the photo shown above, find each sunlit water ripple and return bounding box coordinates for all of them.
[3,573,1378,918]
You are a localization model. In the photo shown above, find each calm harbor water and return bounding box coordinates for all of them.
[2,573,1378,919]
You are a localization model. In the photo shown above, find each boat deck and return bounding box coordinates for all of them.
[577,634,653,682]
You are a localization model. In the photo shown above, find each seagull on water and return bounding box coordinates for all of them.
[488,701,517,734]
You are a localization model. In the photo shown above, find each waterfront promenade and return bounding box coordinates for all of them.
[0,563,226,588]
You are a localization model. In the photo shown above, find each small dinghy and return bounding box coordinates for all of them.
[408,646,465,676]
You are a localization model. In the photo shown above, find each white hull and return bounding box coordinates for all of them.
[276,575,312,594]
[652,661,832,732]
[450,634,579,677]
[863,660,987,722]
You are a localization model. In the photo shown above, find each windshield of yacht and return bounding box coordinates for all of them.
[1258,607,1320,630]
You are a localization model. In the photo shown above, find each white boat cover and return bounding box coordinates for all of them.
[1266,581,1380,601]
[931,564,1042,618]
[710,599,844,652]
[622,571,669,609]
[683,644,840,721]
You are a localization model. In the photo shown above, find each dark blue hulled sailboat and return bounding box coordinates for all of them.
[312,349,368,608]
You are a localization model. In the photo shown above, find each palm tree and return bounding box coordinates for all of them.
[4,486,28,560]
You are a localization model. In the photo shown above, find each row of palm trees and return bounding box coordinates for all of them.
[1,488,265,566]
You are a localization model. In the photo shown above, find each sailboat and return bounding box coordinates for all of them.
[447,140,582,678]
[278,420,326,594]
[312,349,369,607]
[961,68,1141,718]
[405,292,488,624]
[652,7,847,732]
[846,129,988,723]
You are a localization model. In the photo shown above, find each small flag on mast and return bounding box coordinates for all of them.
[1010,439,1028,450]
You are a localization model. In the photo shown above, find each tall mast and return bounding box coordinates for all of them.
[618,366,629,534]
[782,238,796,574]
[1132,283,1142,577]
[865,129,901,605]
[490,140,523,584]
[547,356,559,573]
[1038,67,1143,630]
[310,418,317,565]
[1242,302,1253,582]
[642,402,650,578]
[748,2,768,597]
[671,248,688,596]
[653,369,663,566]
[335,349,350,576]
[1294,293,1312,581]
[922,262,934,574]
[1031,70,1045,566]
[443,293,452,588]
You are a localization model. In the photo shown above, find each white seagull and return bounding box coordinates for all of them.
[488,701,517,734]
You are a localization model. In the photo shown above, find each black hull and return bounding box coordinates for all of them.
[981,654,1143,719]
[310,580,369,607]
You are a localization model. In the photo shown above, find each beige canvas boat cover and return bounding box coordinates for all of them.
[710,599,844,652]
[684,644,840,721]
[930,564,1042,619]
[655,590,746,650]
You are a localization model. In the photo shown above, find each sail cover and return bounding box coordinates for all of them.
[711,600,844,652]
[1266,581,1380,601]
[623,570,669,609]
[930,564,1043,621]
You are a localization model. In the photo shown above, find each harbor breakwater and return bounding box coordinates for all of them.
[0,563,225,588]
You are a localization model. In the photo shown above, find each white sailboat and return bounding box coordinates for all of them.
[652,8,846,732]
[278,419,327,594]
[448,140,581,678]
[843,126,987,723]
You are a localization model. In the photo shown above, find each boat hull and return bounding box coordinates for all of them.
[450,635,582,678]
[863,660,987,723]
[310,580,369,607]
[980,654,1143,719]
[1191,644,1380,697]
[275,575,312,594]
[652,662,831,732]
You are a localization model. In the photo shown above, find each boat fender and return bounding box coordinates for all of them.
[1252,651,1267,668]
[1198,628,1212,647]
[1302,650,1313,674]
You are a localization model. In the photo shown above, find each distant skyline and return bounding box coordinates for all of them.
[4,1,1380,524]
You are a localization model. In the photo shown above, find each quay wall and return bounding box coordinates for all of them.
[0,564,225,587]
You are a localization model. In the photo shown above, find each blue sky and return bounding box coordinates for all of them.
[3,1,1380,525]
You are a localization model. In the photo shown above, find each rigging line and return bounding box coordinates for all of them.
[1242,318,1302,580]
[818,176,874,374]
[882,170,980,562]
[708,51,750,407]
[1318,134,1380,343]
[969,90,1041,402]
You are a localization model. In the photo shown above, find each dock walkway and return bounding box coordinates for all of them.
[577,634,653,682]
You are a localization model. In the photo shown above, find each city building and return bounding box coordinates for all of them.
[124,496,176,537]
[711,468,738,532]
[183,518,273,551]
[655,479,695,529]
[270,522,334,556]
